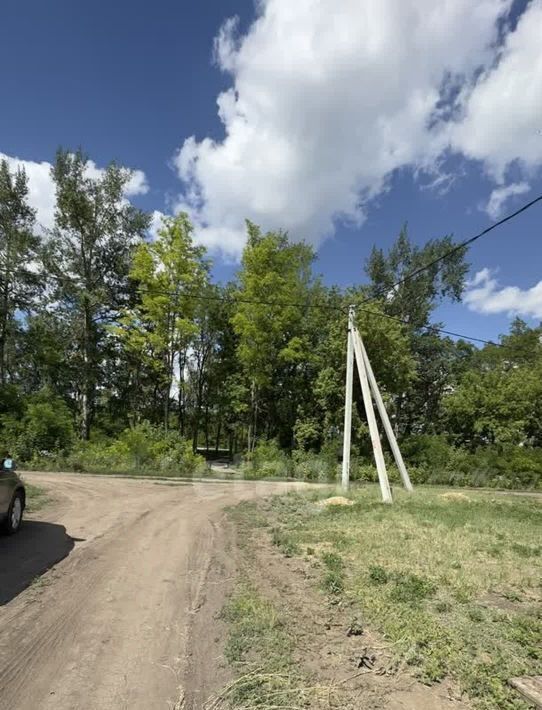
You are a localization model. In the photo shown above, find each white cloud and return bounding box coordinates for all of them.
[484,181,530,219]
[124,169,149,196]
[0,153,149,230]
[175,0,542,257]
[148,210,166,239]
[465,268,542,319]
[450,0,542,182]
[0,153,57,230]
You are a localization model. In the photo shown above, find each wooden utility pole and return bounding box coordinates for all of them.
[341,305,355,491]
[352,327,393,503]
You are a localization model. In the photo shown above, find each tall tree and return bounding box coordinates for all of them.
[0,159,40,385]
[365,225,468,329]
[365,225,469,434]
[116,213,208,429]
[46,149,149,438]
[232,223,316,450]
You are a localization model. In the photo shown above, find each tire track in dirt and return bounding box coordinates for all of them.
[0,472,308,710]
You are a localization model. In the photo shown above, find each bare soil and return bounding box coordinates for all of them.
[0,472,307,710]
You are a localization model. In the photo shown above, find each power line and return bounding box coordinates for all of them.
[358,193,542,306]
[136,284,502,347]
[357,305,503,347]
[128,194,542,348]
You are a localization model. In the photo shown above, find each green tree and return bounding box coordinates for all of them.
[1,387,74,459]
[116,213,208,429]
[365,224,468,329]
[365,225,470,434]
[444,320,542,447]
[0,159,40,385]
[46,149,149,438]
[232,223,317,450]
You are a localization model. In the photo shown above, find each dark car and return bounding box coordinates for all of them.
[0,461,26,534]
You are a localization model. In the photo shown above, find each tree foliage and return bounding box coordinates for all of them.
[0,147,540,488]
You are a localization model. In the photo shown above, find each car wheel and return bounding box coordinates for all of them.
[4,491,24,535]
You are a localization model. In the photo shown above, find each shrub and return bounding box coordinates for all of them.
[292,450,337,481]
[32,421,206,476]
[243,439,292,478]
[0,388,74,460]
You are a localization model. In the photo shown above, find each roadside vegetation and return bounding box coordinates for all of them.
[1,152,541,489]
[228,488,541,709]
[211,585,315,708]
[24,483,51,513]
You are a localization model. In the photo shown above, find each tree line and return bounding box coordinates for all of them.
[1,151,541,485]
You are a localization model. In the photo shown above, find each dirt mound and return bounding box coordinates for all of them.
[316,496,354,508]
[439,492,471,502]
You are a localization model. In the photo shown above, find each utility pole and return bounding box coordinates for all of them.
[358,336,414,492]
[341,305,355,491]
[352,328,393,503]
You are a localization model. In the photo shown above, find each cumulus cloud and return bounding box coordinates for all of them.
[0,153,57,230]
[464,268,542,319]
[484,181,530,219]
[175,0,542,257]
[449,1,542,182]
[0,153,149,230]
[148,210,166,239]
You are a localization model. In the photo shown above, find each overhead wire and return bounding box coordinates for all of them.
[128,192,542,349]
[135,284,502,347]
[357,193,542,307]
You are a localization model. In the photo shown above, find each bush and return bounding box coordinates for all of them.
[242,439,292,478]
[0,388,74,460]
[292,450,337,481]
[26,421,205,476]
[401,434,452,470]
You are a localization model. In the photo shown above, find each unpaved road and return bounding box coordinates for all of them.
[0,472,306,710]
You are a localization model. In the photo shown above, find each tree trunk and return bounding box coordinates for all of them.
[204,402,210,452]
[81,303,94,440]
[215,418,221,453]
[247,381,254,453]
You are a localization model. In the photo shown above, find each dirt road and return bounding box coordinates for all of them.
[0,472,305,710]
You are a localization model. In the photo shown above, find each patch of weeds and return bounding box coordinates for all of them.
[221,586,288,665]
[236,486,542,709]
[389,572,436,605]
[346,616,364,636]
[511,542,541,558]
[505,613,542,659]
[271,527,300,557]
[487,544,505,558]
[25,483,51,513]
[227,500,269,529]
[453,586,473,604]
[368,565,389,585]
[30,575,52,591]
[467,606,485,622]
[321,551,345,596]
[502,589,522,603]
[219,585,313,707]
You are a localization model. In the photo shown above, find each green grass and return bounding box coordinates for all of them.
[259,486,542,710]
[24,483,51,513]
[214,585,314,708]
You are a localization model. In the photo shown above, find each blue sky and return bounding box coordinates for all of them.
[1,0,541,343]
